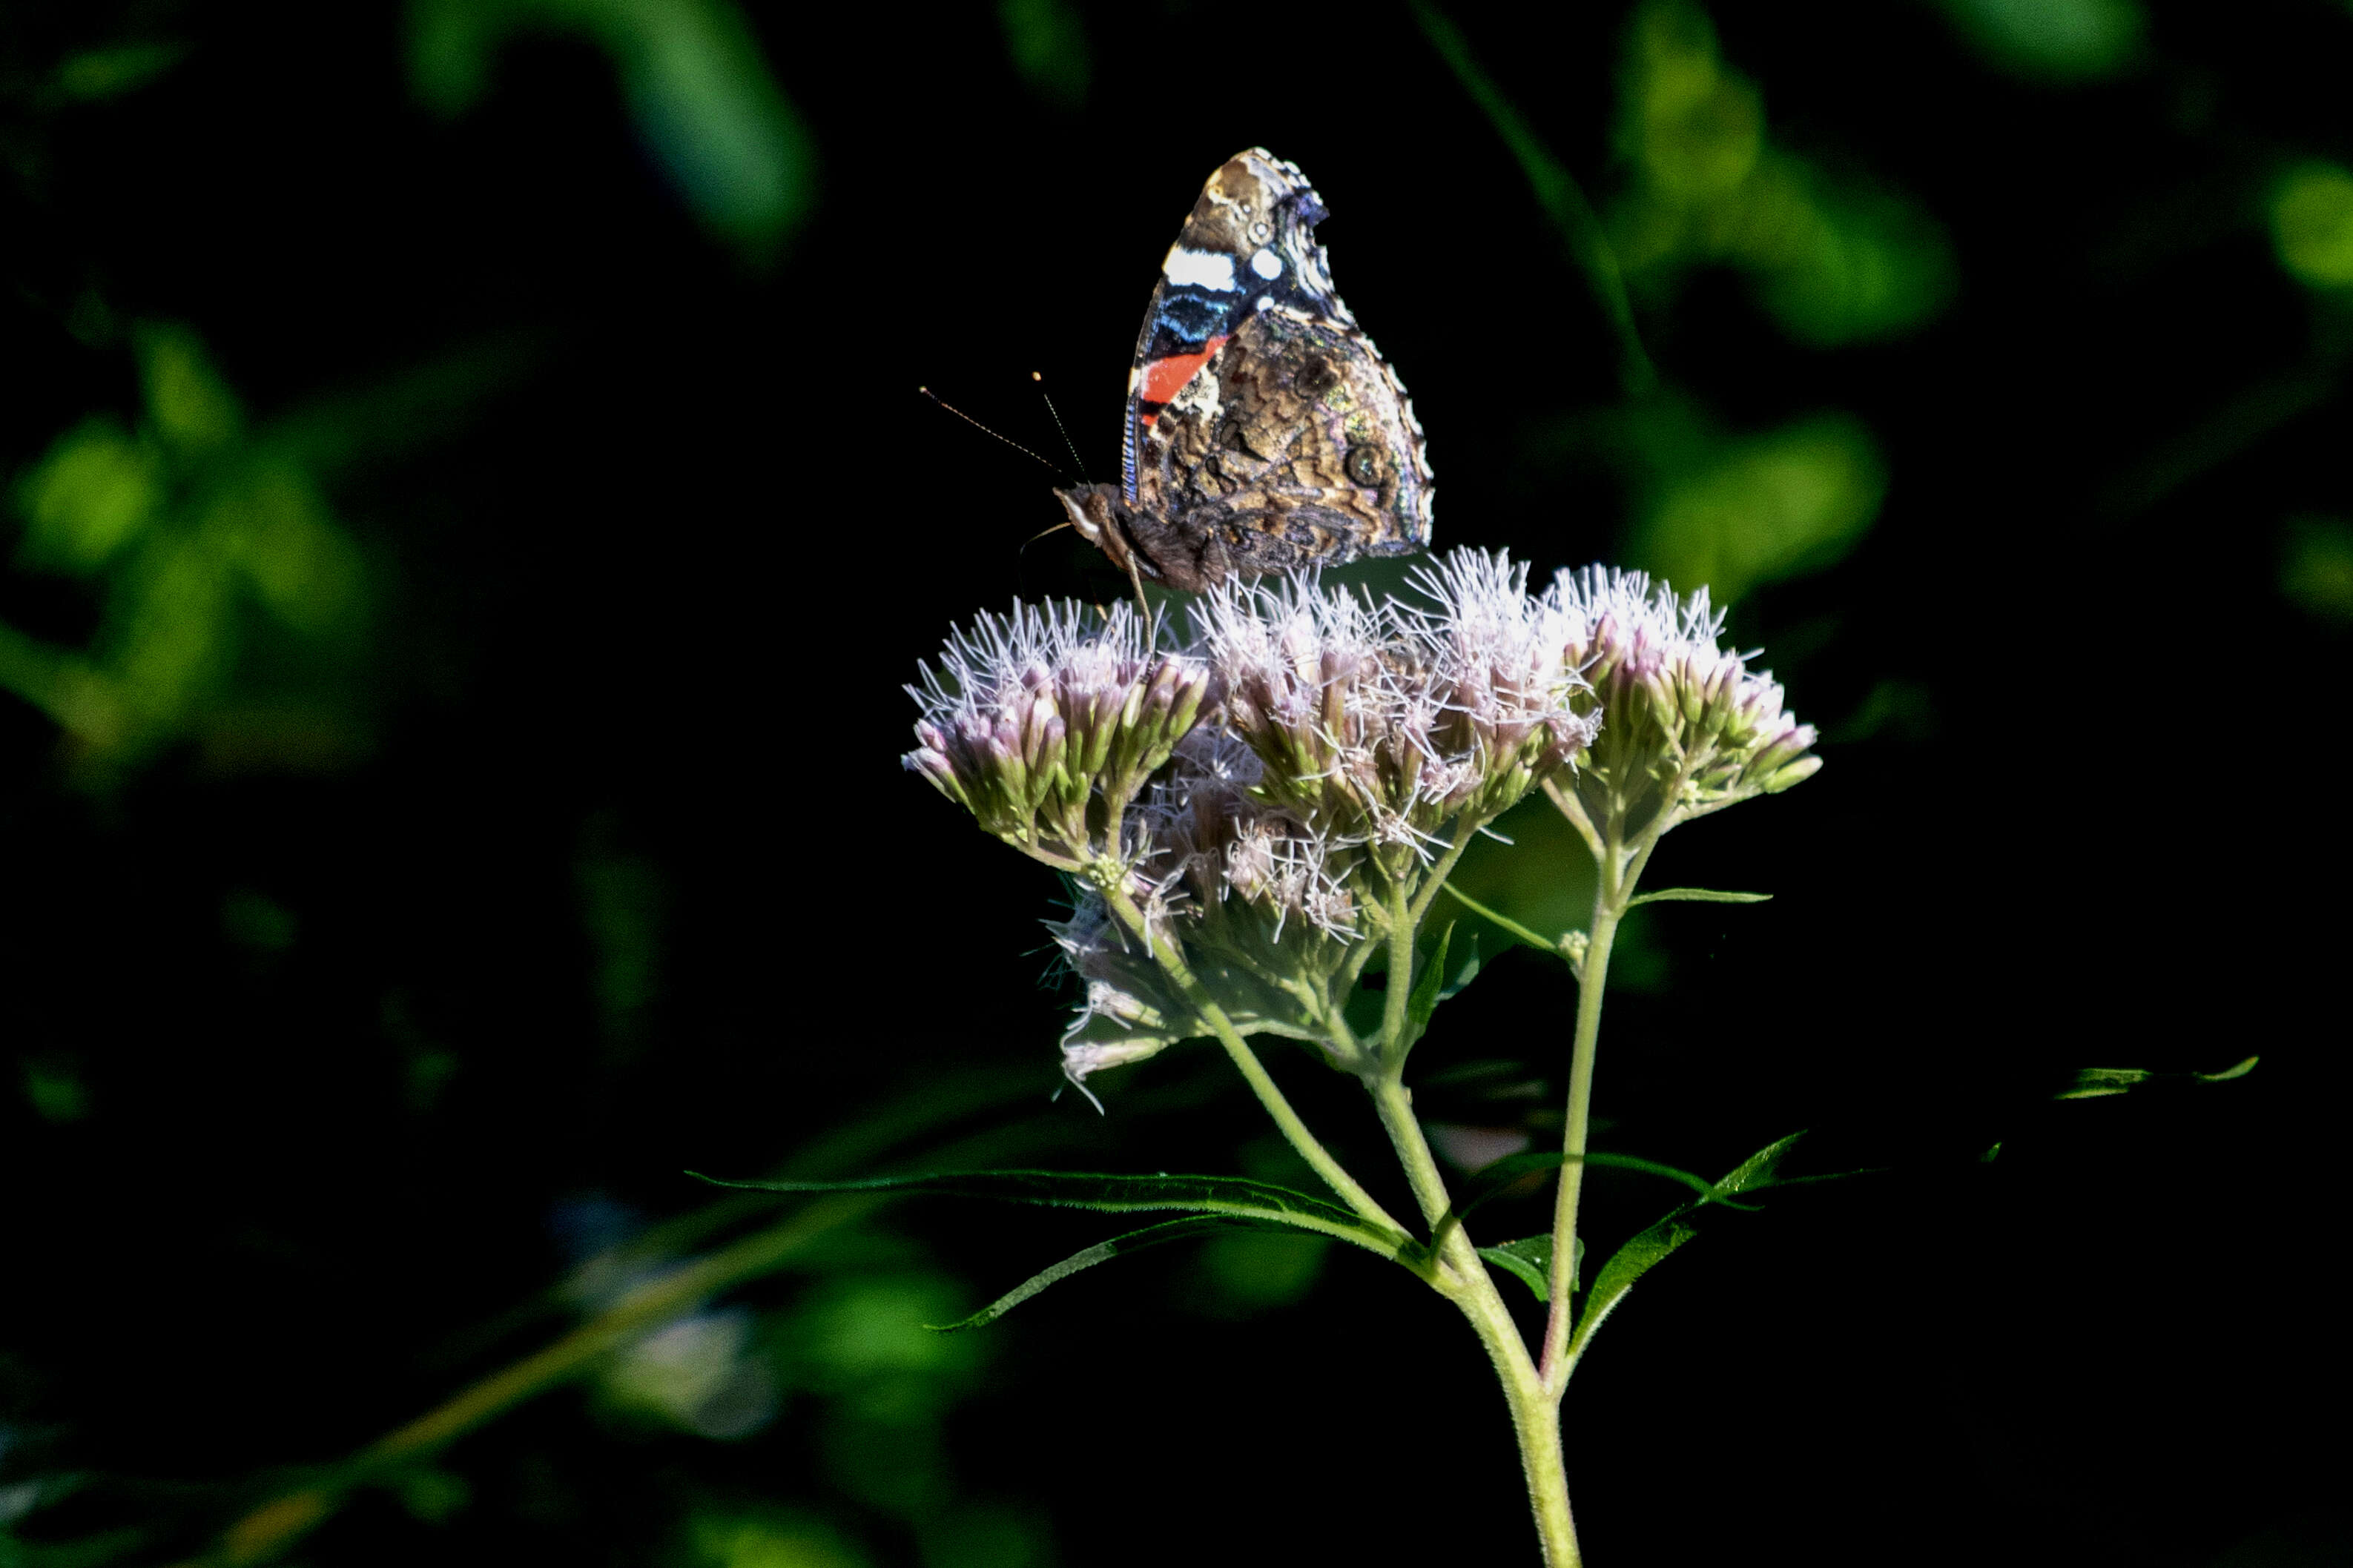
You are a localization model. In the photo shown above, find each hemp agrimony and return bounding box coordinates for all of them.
[750,548,1823,1566]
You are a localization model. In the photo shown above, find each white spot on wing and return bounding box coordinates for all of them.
[1162,246,1238,292]
[1255,295,1273,311]
[1250,247,1281,279]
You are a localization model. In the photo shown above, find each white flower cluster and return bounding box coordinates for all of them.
[902,552,1820,1094]
[903,598,1207,867]
[1545,566,1818,833]
[1199,550,1601,876]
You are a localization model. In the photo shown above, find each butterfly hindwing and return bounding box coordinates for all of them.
[1059,148,1433,594]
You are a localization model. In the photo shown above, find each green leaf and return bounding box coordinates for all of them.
[686,1168,1413,1258]
[1405,922,1453,1037]
[1476,1234,1583,1303]
[1440,927,1485,1001]
[1430,1147,1761,1254]
[1437,879,1568,957]
[1565,1133,1804,1372]
[1628,887,1772,907]
[2056,1055,2258,1100]
[1397,924,1479,1054]
[928,1214,1288,1331]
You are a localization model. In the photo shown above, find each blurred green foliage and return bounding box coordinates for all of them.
[1625,407,1887,603]
[49,41,187,103]
[2,325,367,780]
[406,0,814,260]
[1933,0,2145,82]
[2280,514,2353,622]
[578,817,669,1052]
[997,0,1089,108]
[1611,0,1953,348]
[687,1508,866,1568]
[2271,162,2353,291]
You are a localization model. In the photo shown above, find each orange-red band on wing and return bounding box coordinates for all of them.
[1139,335,1228,406]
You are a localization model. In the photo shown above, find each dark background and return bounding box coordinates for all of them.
[2,1,2346,1565]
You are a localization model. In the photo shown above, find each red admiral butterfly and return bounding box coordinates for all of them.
[1055,149,1434,595]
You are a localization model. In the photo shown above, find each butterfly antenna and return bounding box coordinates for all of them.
[917,386,1064,476]
[1032,371,1089,478]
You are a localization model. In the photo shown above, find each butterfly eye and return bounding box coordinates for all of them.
[1347,445,1385,486]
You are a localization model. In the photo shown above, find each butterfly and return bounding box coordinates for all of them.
[1054,149,1434,595]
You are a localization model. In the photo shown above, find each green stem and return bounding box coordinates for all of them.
[1370,1071,1580,1565]
[1381,881,1416,1065]
[1098,881,1406,1238]
[1539,841,1624,1392]
[1403,815,1487,931]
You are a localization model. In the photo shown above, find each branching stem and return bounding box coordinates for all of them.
[1096,880,1406,1239]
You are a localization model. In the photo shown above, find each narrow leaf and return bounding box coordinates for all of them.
[2056,1055,2259,1099]
[1565,1133,1804,1371]
[1437,881,1564,956]
[1476,1234,1582,1303]
[1430,1148,1760,1254]
[686,1168,1411,1257]
[1404,922,1455,1042]
[928,1214,1290,1331]
[1439,928,1484,1003]
[1628,888,1772,907]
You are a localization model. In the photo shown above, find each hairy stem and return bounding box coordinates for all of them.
[1539,881,1619,1391]
[1382,882,1416,1065]
[1371,1072,1580,1565]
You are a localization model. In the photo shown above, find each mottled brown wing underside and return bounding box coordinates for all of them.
[1142,306,1429,571]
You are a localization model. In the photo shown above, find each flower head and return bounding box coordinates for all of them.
[904,600,1208,867]
[1196,552,1596,874]
[1545,566,1819,833]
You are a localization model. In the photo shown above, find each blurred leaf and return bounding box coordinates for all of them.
[406,0,814,259]
[2056,1056,2258,1100]
[1565,1131,1803,1371]
[51,41,186,101]
[1627,410,1888,603]
[690,1168,1416,1257]
[997,0,1089,107]
[920,1503,1052,1568]
[933,1213,1304,1330]
[2272,162,2353,291]
[139,324,244,451]
[222,887,298,951]
[1628,887,1771,907]
[13,420,160,574]
[1196,1226,1328,1313]
[1612,1,1952,345]
[687,1506,868,1568]
[2282,514,2353,621]
[2,325,373,778]
[22,1058,91,1123]
[578,821,666,1049]
[1935,0,2145,82]
[389,1466,472,1524]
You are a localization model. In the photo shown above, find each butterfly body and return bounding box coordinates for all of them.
[1056,149,1433,593]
